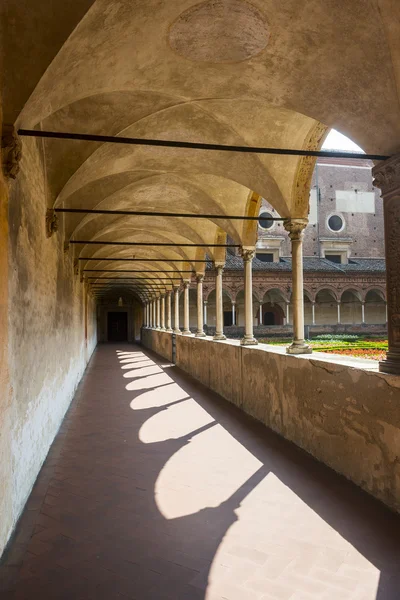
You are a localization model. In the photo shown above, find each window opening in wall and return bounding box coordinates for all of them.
[256,252,274,262]
[328,214,344,232]
[258,212,274,229]
[325,254,342,264]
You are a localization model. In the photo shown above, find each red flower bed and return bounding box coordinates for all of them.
[318,348,386,361]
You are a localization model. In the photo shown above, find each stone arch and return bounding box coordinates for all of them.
[364,289,387,325]
[315,288,339,325]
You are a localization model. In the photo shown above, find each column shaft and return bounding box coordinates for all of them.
[173,287,181,334]
[240,250,257,345]
[372,156,400,373]
[337,302,341,325]
[166,291,173,332]
[284,219,311,354]
[195,276,206,337]
[182,282,191,335]
[156,297,161,329]
[161,295,165,330]
[204,301,208,326]
[232,302,236,325]
[214,265,226,340]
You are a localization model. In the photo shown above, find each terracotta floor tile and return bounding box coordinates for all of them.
[1,343,400,599]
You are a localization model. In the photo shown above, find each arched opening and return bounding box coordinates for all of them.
[365,289,387,325]
[206,288,233,329]
[235,290,259,327]
[341,290,362,324]
[261,289,287,326]
[315,289,338,325]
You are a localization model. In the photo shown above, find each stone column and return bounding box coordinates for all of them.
[283,219,311,354]
[166,291,173,332]
[143,304,146,327]
[204,300,208,326]
[182,281,191,335]
[214,264,226,340]
[160,294,166,330]
[173,286,181,334]
[337,302,341,325]
[361,301,365,324]
[372,155,400,374]
[195,275,206,337]
[311,301,316,325]
[149,300,153,328]
[152,299,156,328]
[232,301,236,325]
[240,249,257,345]
[156,296,161,329]
[286,302,290,325]
[385,302,388,324]
[259,304,262,325]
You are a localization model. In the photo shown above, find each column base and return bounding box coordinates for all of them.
[160,327,166,331]
[173,328,181,334]
[166,327,173,333]
[286,342,312,355]
[379,351,400,375]
[214,333,226,341]
[240,336,258,346]
[195,331,206,337]
[182,329,192,336]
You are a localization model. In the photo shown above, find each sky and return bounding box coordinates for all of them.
[322,129,364,152]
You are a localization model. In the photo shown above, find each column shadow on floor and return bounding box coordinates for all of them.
[1,343,400,600]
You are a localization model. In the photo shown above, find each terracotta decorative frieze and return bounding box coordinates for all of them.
[46,208,59,238]
[372,154,400,197]
[1,124,22,180]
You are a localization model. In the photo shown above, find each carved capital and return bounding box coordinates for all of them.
[1,124,22,180]
[239,248,255,262]
[183,280,191,289]
[283,218,308,241]
[372,154,400,197]
[46,208,59,238]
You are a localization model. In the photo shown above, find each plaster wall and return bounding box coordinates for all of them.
[1,137,97,558]
[143,330,400,513]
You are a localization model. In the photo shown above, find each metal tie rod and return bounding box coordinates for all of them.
[55,207,282,221]
[87,277,184,280]
[83,269,194,273]
[18,129,388,161]
[79,257,208,262]
[72,241,239,247]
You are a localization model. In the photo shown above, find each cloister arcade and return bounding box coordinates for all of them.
[2,1,400,597]
[143,281,387,333]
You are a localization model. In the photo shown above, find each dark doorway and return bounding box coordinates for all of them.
[224,311,233,326]
[108,312,128,341]
[263,312,275,325]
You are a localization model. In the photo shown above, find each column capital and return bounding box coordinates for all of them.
[1,124,22,181]
[239,248,255,262]
[372,154,400,197]
[196,274,205,283]
[283,218,308,241]
[214,262,225,271]
[182,280,191,289]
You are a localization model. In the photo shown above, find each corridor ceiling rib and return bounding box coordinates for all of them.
[18,129,388,161]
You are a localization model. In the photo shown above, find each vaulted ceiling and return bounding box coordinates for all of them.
[3,0,400,300]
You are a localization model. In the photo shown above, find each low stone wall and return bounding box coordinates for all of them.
[142,328,400,513]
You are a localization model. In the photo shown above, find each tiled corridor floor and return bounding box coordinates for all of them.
[1,344,400,600]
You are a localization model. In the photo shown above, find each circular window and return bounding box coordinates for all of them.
[328,214,344,232]
[259,212,274,230]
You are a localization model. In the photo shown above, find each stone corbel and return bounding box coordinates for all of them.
[46,208,59,238]
[1,124,22,181]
